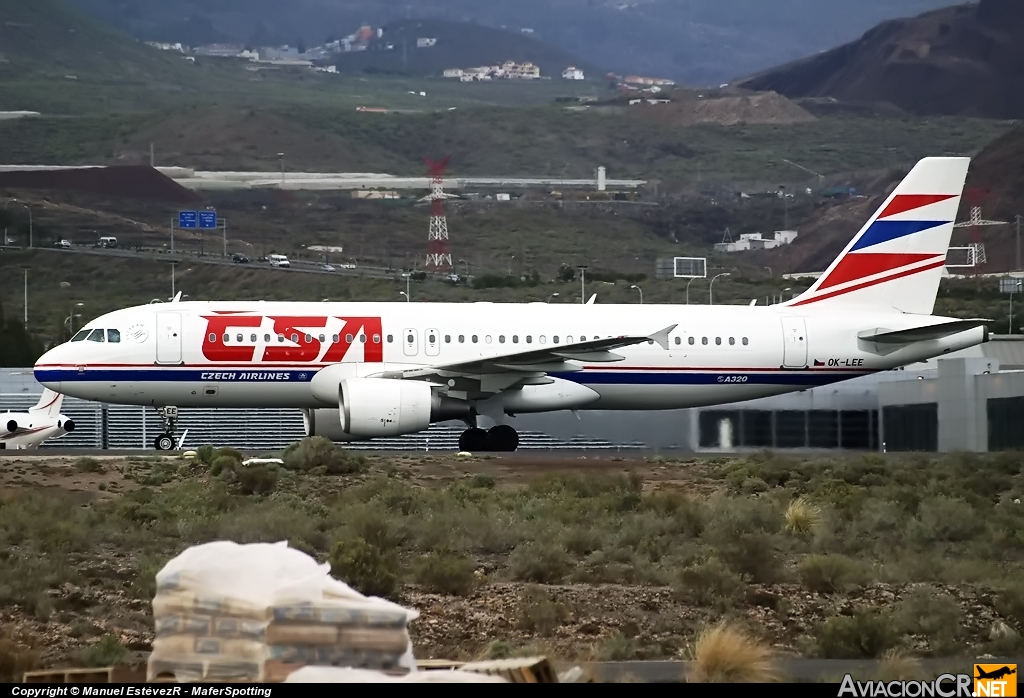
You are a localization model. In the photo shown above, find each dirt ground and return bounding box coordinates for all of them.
[0,452,1018,674]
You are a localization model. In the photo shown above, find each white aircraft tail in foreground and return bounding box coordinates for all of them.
[0,388,76,450]
[34,156,990,452]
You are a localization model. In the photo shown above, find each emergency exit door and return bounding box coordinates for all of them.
[781,316,807,368]
[155,312,182,364]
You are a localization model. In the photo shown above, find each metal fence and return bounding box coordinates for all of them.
[0,393,646,452]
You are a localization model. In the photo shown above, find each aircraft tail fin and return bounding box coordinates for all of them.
[784,156,970,315]
[29,388,64,418]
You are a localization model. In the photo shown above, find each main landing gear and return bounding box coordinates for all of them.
[458,424,519,452]
[153,406,179,451]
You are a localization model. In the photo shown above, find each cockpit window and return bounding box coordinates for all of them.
[71,330,90,342]
[87,329,105,342]
[107,329,121,343]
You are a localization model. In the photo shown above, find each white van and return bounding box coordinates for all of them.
[268,254,290,268]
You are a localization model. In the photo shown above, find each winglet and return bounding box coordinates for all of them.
[171,291,183,303]
[648,324,678,350]
[586,294,597,305]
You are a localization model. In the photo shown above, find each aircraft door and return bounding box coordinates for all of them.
[155,312,183,364]
[403,328,418,357]
[781,316,808,368]
[425,328,440,357]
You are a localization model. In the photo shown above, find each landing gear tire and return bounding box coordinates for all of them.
[154,434,175,451]
[486,424,519,452]
[459,427,488,452]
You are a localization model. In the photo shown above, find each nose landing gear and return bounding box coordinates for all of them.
[153,406,179,451]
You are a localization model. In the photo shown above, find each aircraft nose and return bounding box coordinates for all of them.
[34,346,63,392]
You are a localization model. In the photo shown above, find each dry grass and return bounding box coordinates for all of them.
[784,496,822,536]
[876,649,927,681]
[685,621,782,683]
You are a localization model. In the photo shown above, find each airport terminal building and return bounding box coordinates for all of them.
[4,336,1024,453]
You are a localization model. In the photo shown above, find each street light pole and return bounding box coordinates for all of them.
[278,153,285,185]
[21,266,29,328]
[709,272,730,305]
[686,277,699,305]
[1017,214,1022,272]
[630,284,643,304]
[578,265,588,305]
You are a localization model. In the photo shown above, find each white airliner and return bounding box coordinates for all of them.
[34,157,988,452]
[0,388,76,450]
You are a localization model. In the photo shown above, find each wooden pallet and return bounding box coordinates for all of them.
[458,657,559,683]
[23,666,147,683]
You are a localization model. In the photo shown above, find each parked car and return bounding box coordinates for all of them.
[54,239,72,249]
[320,263,336,272]
[232,253,250,263]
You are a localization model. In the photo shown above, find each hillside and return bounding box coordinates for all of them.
[0,0,188,81]
[736,0,1024,119]
[66,0,957,87]
[331,19,599,78]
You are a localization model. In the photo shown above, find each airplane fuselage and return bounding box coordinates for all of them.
[34,300,986,411]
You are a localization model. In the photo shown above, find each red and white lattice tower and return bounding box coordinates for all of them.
[425,155,452,271]
[953,186,1007,269]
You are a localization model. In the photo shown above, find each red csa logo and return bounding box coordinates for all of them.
[201,314,384,363]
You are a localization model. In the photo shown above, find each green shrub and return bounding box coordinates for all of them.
[327,537,400,599]
[78,634,129,667]
[508,542,572,584]
[74,457,103,473]
[215,447,244,462]
[672,557,747,607]
[0,632,38,682]
[282,437,366,474]
[195,444,216,466]
[716,532,784,584]
[235,464,278,495]
[813,610,900,658]
[516,585,569,635]
[907,496,984,545]
[210,455,239,477]
[796,555,865,594]
[994,581,1024,632]
[894,586,963,654]
[413,551,476,596]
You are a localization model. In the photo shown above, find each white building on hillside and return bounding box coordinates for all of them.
[562,66,584,80]
[417,37,437,48]
[714,230,798,252]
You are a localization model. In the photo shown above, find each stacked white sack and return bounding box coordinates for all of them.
[147,541,419,682]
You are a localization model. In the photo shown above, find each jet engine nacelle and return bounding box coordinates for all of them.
[6,419,16,433]
[59,419,75,432]
[303,378,472,441]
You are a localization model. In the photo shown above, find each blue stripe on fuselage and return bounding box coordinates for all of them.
[35,368,875,388]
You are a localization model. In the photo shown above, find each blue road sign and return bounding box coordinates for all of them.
[178,211,198,228]
[199,211,217,229]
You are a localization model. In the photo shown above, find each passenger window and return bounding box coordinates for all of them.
[208,333,216,343]
[729,337,735,345]
[237,334,244,343]
[319,334,326,342]
[251,334,257,343]
[222,333,229,343]
[359,335,366,343]
[483,335,489,343]
[540,336,546,344]
[512,335,518,344]
[107,329,121,343]
[702,337,708,345]
[277,334,285,343]
[445,335,451,343]
[526,336,532,344]
[715,337,722,345]
[88,329,105,342]
[499,335,505,343]
[429,333,436,343]
[674,337,681,345]
[291,333,299,343]
[566,336,572,343]
[373,334,381,344]
[265,334,271,342]
[348,334,356,343]
[387,334,393,343]
[333,334,340,343]
[742,337,749,345]
[72,330,89,342]
[689,336,695,345]
[553,336,559,344]
[458,335,465,343]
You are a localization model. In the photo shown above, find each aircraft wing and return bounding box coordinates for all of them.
[376,324,677,387]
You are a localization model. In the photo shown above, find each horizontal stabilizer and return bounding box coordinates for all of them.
[857,319,990,344]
